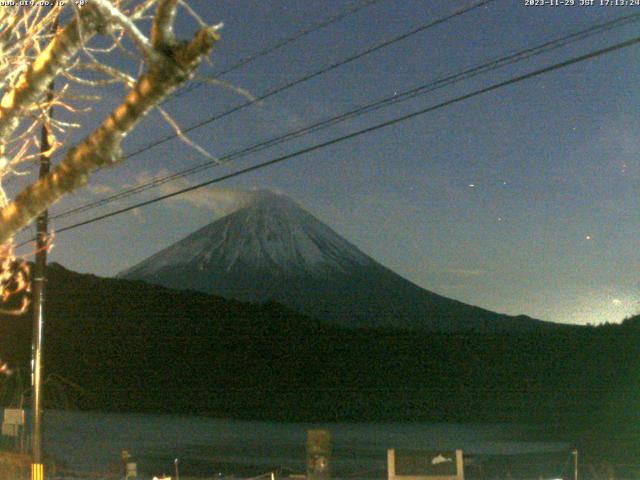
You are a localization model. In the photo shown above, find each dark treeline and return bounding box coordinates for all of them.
[0,264,638,450]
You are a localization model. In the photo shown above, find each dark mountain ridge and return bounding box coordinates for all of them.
[1,263,637,428]
[119,191,555,332]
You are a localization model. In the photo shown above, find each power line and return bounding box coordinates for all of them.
[36,0,387,170]
[166,0,386,102]
[51,11,640,221]
[48,34,640,237]
[49,0,498,218]
[44,0,491,169]
[118,0,498,160]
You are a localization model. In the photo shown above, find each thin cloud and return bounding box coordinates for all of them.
[132,169,260,217]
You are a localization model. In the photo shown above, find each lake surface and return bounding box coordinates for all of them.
[41,410,569,479]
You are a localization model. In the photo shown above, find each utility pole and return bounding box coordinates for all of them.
[572,449,578,480]
[31,74,55,480]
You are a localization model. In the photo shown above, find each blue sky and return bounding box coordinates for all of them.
[16,0,640,325]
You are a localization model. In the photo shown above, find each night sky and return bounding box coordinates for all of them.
[13,0,640,325]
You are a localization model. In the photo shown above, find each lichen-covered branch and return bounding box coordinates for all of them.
[0,17,220,245]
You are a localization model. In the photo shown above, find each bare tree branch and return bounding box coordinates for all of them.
[151,0,179,49]
[0,5,105,144]
[0,16,220,244]
[91,0,159,63]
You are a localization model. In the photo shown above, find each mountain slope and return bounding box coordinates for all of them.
[119,190,551,332]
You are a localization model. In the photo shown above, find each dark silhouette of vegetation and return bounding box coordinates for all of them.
[0,264,638,469]
[0,264,637,424]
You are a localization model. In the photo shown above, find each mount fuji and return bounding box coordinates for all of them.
[118,190,549,331]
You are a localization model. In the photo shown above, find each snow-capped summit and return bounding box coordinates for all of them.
[119,190,549,331]
[119,190,373,278]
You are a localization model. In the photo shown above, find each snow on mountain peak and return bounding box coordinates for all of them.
[118,190,551,331]
[119,190,376,279]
